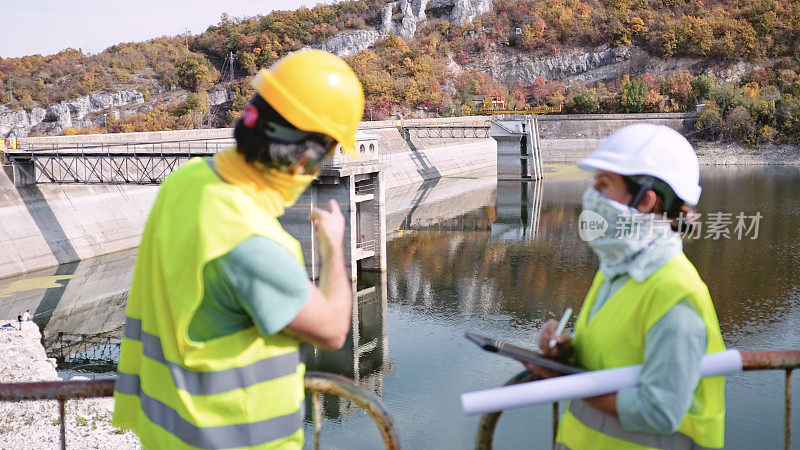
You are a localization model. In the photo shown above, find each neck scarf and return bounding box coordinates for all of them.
[212,148,314,217]
[580,187,682,280]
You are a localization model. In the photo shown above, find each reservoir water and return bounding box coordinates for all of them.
[0,165,798,449]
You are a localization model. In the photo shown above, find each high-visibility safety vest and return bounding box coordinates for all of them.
[556,254,726,450]
[113,157,307,449]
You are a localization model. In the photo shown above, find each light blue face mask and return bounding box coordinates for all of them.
[580,188,680,278]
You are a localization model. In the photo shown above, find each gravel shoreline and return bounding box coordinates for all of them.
[0,321,140,449]
[695,142,800,165]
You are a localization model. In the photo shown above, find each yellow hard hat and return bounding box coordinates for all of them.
[252,49,365,157]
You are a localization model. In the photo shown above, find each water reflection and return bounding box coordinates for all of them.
[492,180,543,241]
[304,272,392,420]
[384,167,800,449]
[0,167,797,449]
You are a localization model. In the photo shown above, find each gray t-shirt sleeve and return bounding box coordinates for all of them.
[616,300,707,434]
[217,235,311,336]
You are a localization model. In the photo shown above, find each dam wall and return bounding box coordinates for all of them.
[0,113,691,279]
[0,119,494,279]
[0,169,157,279]
[538,112,695,163]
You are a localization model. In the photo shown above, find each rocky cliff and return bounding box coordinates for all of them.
[0,89,232,138]
[467,45,769,87]
[313,29,382,57]
[0,90,143,137]
[314,0,493,57]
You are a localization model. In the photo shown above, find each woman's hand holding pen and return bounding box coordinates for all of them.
[519,320,574,379]
[537,319,573,358]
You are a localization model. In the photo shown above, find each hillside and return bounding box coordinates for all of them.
[1,0,799,146]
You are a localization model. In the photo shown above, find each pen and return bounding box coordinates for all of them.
[549,307,573,348]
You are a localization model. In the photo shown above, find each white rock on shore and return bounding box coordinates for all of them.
[0,320,140,449]
[696,142,800,165]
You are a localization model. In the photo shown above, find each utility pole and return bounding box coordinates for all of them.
[228,52,236,83]
[183,28,191,48]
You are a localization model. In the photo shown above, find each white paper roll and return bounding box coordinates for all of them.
[461,349,742,416]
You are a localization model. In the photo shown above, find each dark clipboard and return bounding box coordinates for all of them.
[465,332,584,375]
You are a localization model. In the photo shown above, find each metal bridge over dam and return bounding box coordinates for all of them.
[0,113,697,186]
[1,117,495,185]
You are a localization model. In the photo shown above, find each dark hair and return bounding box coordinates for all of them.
[623,175,696,233]
[622,175,683,218]
[233,95,333,170]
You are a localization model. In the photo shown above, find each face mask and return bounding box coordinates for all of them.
[214,148,315,217]
[262,167,315,208]
[579,188,676,276]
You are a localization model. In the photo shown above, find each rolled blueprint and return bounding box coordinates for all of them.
[461,349,742,416]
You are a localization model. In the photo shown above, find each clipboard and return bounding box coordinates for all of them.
[465,332,584,375]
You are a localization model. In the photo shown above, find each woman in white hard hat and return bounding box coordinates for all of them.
[530,123,726,449]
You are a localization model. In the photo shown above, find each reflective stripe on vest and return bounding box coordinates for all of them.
[121,318,300,396]
[115,372,304,449]
[567,400,715,450]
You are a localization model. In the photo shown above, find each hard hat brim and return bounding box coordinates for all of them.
[577,156,631,175]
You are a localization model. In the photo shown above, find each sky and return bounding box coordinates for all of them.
[0,0,328,58]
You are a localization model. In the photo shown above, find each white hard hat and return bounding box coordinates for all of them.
[578,123,701,206]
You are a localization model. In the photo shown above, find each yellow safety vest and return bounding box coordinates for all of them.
[556,253,726,450]
[113,157,306,449]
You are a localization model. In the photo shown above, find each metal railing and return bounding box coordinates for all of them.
[475,350,800,450]
[0,371,400,450]
[402,121,491,140]
[5,149,217,184]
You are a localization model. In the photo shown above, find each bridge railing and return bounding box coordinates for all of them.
[475,350,800,450]
[0,371,400,450]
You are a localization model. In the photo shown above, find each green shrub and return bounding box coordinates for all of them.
[173,55,219,92]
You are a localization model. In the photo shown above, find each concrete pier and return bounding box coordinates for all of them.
[491,115,544,181]
[280,132,387,280]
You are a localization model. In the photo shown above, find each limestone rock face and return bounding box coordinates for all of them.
[398,0,418,38]
[413,0,428,20]
[208,89,232,106]
[89,90,144,110]
[313,29,382,57]
[451,0,493,25]
[379,0,435,39]
[45,104,73,128]
[67,97,92,121]
[317,0,486,59]
[29,107,46,125]
[0,89,146,137]
[467,45,631,85]
[0,109,30,131]
[380,2,395,35]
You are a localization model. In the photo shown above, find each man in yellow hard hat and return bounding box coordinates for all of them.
[112,49,365,449]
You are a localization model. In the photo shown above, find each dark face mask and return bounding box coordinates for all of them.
[263,121,338,173]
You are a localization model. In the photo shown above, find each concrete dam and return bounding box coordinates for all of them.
[0,113,693,280]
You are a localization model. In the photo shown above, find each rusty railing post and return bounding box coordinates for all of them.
[312,391,322,450]
[303,371,399,449]
[786,369,792,450]
[474,370,540,450]
[552,402,559,445]
[59,398,66,450]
